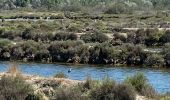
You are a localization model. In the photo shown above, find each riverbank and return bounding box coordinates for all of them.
[0,61,168,100]
[0,72,157,100]
[0,63,168,100]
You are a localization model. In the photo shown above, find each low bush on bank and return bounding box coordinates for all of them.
[89,77,136,100]
[125,73,157,98]
[0,75,39,100]
[55,87,89,100]
[145,54,164,67]
[54,76,136,100]
[54,72,68,78]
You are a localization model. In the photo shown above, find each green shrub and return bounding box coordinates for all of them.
[159,30,170,44]
[105,3,132,14]
[80,32,109,43]
[114,83,136,100]
[0,75,34,100]
[54,72,68,78]
[90,77,136,100]
[90,77,116,100]
[25,94,41,100]
[55,87,89,100]
[0,38,11,48]
[145,54,164,67]
[124,72,157,98]
[54,32,78,41]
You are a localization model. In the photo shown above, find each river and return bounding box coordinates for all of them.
[0,62,170,94]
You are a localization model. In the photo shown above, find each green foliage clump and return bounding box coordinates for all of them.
[125,72,157,98]
[54,72,68,78]
[0,75,35,100]
[90,77,136,100]
[54,76,136,100]
[145,54,164,67]
[105,3,132,14]
[54,32,77,41]
[55,87,89,100]
[80,32,109,43]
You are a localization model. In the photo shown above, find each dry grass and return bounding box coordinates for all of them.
[7,63,21,76]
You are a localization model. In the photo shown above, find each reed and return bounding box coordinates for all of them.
[7,63,21,75]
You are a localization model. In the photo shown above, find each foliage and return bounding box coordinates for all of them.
[54,32,78,41]
[145,53,164,67]
[1,0,170,12]
[90,76,136,100]
[125,72,157,98]
[55,87,89,100]
[80,32,109,43]
[105,2,132,14]
[54,72,68,78]
[0,75,34,100]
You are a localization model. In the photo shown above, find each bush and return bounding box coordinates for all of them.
[145,54,164,67]
[159,30,170,44]
[54,72,68,78]
[48,40,84,62]
[55,87,89,100]
[90,77,136,100]
[54,32,78,41]
[105,3,132,14]
[0,75,34,100]
[124,73,157,98]
[21,28,36,40]
[114,83,136,100]
[80,32,109,43]
[0,38,11,48]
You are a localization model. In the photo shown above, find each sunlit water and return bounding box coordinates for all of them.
[0,62,170,93]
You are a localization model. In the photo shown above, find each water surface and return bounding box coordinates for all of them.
[0,62,170,93]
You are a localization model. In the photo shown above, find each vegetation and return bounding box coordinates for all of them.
[54,72,68,78]
[0,0,170,12]
[0,65,165,100]
[0,0,169,68]
[0,24,169,67]
[125,73,157,98]
[53,73,160,100]
[0,75,39,100]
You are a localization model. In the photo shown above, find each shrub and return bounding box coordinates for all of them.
[124,72,157,98]
[90,77,116,100]
[67,23,83,32]
[82,76,96,90]
[54,72,68,78]
[0,38,11,48]
[0,75,34,100]
[48,40,84,62]
[159,30,170,44]
[25,94,41,100]
[90,77,136,100]
[114,83,136,100]
[54,32,78,41]
[80,32,109,43]
[21,28,36,40]
[145,54,164,67]
[105,3,132,14]
[55,87,89,100]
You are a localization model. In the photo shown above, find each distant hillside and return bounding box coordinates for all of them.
[0,0,170,13]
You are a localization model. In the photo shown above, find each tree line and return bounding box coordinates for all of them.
[0,0,170,13]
